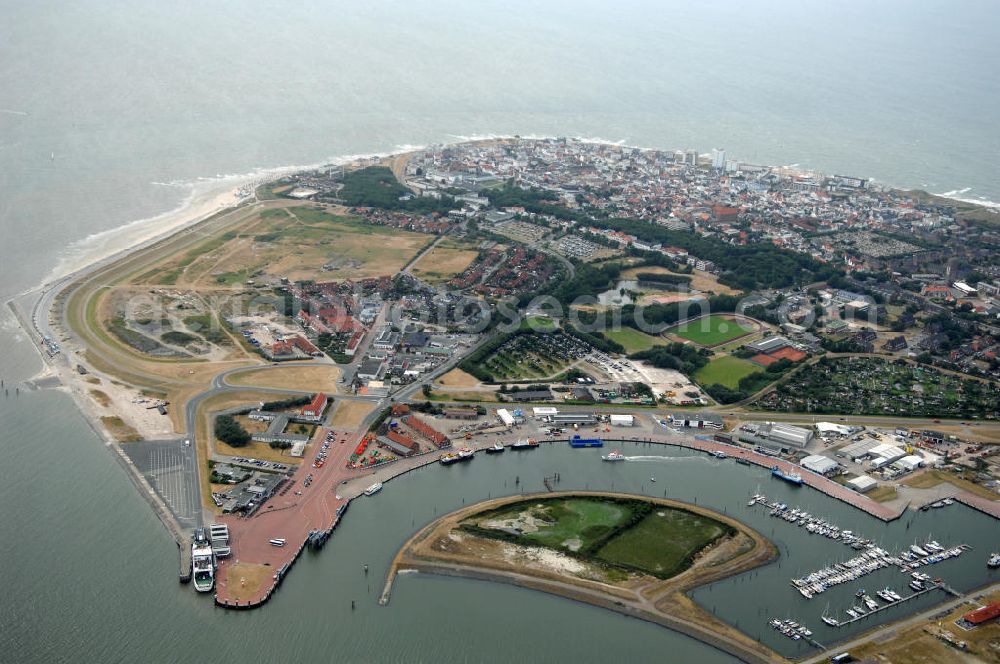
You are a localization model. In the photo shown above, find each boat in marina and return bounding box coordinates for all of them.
[440,448,475,465]
[771,466,804,485]
[569,435,603,448]
[769,618,811,640]
[602,450,625,462]
[364,482,382,496]
[988,553,1000,568]
[511,439,538,450]
[711,450,727,459]
[485,442,505,454]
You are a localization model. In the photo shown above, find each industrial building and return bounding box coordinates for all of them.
[800,455,839,476]
[668,412,723,429]
[765,422,813,448]
[497,409,514,427]
[546,412,597,426]
[847,475,878,493]
[893,455,924,473]
[251,413,311,446]
[609,414,635,427]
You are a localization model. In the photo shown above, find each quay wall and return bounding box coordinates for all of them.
[212,431,994,610]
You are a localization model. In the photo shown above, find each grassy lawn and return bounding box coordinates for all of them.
[465,497,730,579]
[902,469,1000,500]
[100,415,142,442]
[510,499,630,551]
[866,485,898,503]
[228,365,342,393]
[604,326,667,353]
[467,497,638,553]
[694,356,761,389]
[596,509,728,578]
[136,204,432,287]
[668,314,751,347]
[522,316,558,332]
[409,238,480,285]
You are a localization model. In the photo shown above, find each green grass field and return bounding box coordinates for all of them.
[596,509,727,578]
[464,496,730,579]
[668,314,751,347]
[603,327,668,354]
[694,355,761,389]
[471,498,634,552]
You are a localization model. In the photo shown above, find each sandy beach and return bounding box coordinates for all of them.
[43,179,254,287]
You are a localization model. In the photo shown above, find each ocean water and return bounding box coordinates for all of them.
[1,1,997,662]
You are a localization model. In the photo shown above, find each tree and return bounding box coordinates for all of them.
[215,414,251,447]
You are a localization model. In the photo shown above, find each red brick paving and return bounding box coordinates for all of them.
[215,428,371,607]
[952,492,1000,519]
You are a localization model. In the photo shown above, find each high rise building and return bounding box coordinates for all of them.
[711,148,726,170]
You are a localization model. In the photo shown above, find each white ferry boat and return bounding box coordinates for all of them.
[602,450,626,462]
[364,482,383,496]
[191,535,215,593]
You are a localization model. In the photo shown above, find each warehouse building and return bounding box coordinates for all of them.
[668,412,724,430]
[838,439,880,461]
[800,454,839,476]
[847,475,878,493]
[893,455,924,473]
[765,422,813,448]
[547,412,598,426]
[869,443,906,464]
[496,408,516,427]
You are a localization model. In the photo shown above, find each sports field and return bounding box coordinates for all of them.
[667,314,752,347]
[694,355,761,389]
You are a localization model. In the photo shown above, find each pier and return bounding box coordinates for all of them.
[178,544,191,583]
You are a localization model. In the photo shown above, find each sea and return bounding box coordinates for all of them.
[1,1,998,662]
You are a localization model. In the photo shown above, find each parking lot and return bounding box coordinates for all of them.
[123,438,202,530]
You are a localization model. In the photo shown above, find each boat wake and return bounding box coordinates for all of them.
[625,455,715,464]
